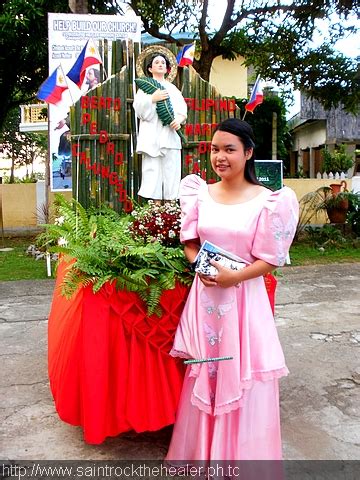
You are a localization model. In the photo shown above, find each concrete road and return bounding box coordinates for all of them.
[1,263,359,460]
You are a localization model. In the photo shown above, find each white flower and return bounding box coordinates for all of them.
[168,230,176,238]
[55,216,65,225]
[58,237,68,246]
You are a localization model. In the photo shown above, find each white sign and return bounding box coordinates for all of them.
[47,13,141,191]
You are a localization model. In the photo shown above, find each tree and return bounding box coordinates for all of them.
[0,108,47,183]
[127,0,359,113]
[0,0,116,131]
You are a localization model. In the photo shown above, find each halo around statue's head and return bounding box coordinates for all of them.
[136,46,178,83]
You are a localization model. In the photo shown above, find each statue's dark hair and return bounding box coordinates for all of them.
[213,118,262,186]
[146,53,171,76]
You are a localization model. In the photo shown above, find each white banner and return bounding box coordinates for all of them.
[47,13,141,191]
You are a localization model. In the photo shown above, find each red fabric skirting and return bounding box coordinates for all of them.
[48,261,188,444]
[48,262,277,444]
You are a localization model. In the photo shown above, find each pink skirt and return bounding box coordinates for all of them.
[166,369,282,461]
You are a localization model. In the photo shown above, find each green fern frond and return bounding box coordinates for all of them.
[38,196,193,315]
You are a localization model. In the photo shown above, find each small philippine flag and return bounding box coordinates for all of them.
[67,39,102,87]
[176,43,196,67]
[245,76,264,113]
[37,65,69,105]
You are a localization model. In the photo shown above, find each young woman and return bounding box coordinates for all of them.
[166,118,299,461]
[133,53,187,201]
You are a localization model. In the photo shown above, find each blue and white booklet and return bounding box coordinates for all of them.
[194,241,247,276]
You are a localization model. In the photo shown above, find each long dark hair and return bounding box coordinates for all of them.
[146,53,171,77]
[213,118,262,186]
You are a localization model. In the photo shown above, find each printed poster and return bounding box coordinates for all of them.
[255,160,283,190]
[47,13,141,191]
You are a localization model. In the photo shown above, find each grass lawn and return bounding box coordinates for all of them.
[0,236,52,281]
[0,236,359,282]
[289,242,360,266]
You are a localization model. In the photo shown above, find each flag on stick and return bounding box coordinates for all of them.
[67,39,102,87]
[37,65,69,105]
[176,43,195,67]
[245,75,264,113]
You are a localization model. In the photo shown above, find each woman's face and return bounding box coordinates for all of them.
[210,130,252,180]
[148,55,167,77]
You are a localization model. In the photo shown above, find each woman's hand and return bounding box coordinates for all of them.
[208,261,243,288]
[152,89,169,103]
[198,272,218,287]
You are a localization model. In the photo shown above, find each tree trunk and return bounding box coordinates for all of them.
[69,0,88,13]
[193,50,218,82]
[10,151,15,184]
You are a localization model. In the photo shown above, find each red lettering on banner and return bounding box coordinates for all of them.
[184,98,195,110]
[91,97,100,109]
[194,124,201,135]
[81,96,89,109]
[72,143,80,156]
[114,152,123,165]
[89,162,101,175]
[201,124,211,135]
[106,142,115,154]
[205,99,215,110]
[81,113,91,125]
[117,189,127,202]
[219,99,227,111]
[184,98,236,112]
[198,141,211,154]
[99,130,108,143]
[109,172,119,185]
[123,199,133,212]
[228,98,236,111]
[192,163,200,174]
[89,122,97,134]
[79,152,89,165]
[80,96,122,111]
[185,154,193,166]
[185,124,193,135]
[113,98,121,111]
[100,166,110,178]
[195,99,205,111]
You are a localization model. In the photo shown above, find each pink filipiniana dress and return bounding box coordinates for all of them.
[166,174,299,462]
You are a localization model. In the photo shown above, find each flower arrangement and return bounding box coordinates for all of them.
[129,200,181,247]
[37,195,192,316]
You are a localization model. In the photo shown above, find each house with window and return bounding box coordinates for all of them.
[289,95,360,178]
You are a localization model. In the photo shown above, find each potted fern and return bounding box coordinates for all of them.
[37,195,193,315]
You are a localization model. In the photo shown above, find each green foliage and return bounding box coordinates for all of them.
[0,0,117,130]
[127,0,359,113]
[304,224,348,249]
[347,192,360,237]
[0,107,47,182]
[235,95,291,163]
[37,195,193,316]
[296,187,360,241]
[322,144,354,173]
